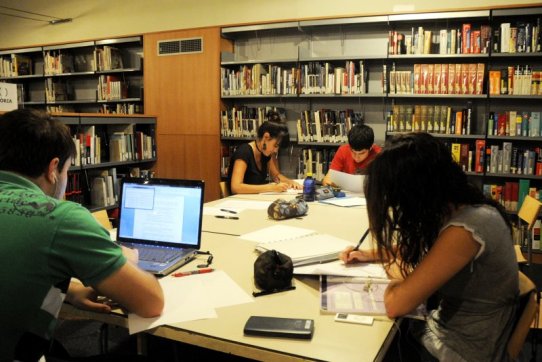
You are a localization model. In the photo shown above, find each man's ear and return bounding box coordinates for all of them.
[46,157,60,183]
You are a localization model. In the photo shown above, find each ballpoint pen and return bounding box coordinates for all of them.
[220,208,237,214]
[172,268,214,278]
[352,228,370,252]
[215,215,239,220]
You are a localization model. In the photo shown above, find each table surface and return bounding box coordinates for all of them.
[61,193,397,362]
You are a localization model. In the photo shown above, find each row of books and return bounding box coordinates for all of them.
[488,111,541,137]
[44,51,75,75]
[389,63,485,95]
[97,75,128,101]
[93,46,124,71]
[495,20,542,54]
[488,66,542,96]
[386,103,474,135]
[297,148,336,181]
[89,168,120,208]
[44,46,125,75]
[296,109,363,143]
[221,65,299,96]
[98,103,143,115]
[0,54,32,77]
[388,24,491,55]
[71,124,155,166]
[220,106,284,138]
[483,180,540,213]
[484,143,542,176]
[45,78,72,102]
[299,61,368,95]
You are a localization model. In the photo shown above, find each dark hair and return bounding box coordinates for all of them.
[0,109,76,178]
[365,133,510,277]
[348,124,374,151]
[257,121,289,147]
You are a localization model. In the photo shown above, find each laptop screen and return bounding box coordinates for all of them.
[117,178,204,248]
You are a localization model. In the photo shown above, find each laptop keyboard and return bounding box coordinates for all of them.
[138,247,183,263]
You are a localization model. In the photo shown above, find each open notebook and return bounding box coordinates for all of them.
[240,225,354,267]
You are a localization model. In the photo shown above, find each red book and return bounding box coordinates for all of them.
[475,139,486,173]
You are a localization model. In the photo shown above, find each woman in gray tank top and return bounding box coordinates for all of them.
[340,133,518,361]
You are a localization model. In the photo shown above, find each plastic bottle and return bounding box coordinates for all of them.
[303,172,316,202]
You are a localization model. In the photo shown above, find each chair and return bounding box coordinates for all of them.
[506,271,540,360]
[219,181,231,198]
[517,195,542,265]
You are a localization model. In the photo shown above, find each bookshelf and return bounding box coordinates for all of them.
[57,113,156,211]
[0,36,143,115]
[219,5,542,247]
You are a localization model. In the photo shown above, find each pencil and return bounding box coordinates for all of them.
[352,229,370,252]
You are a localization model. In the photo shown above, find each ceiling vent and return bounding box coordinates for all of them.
[157,37,203,56]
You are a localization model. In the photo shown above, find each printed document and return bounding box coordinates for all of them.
[329,169,364,194]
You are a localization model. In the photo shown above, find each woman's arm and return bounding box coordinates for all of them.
[230,159,288,194]
[268,157,302,190]
[383,225,480,318]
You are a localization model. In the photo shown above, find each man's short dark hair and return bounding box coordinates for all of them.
[348,124,374,151]
[0,109,76,178]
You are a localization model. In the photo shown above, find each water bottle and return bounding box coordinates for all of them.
[303,172,316,202]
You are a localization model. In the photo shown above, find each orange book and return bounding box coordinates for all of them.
[462,24,472,54]
[475,63,485,95]
[433,64,442,95]
[460,63,469,94]
[468,63,477,94]
[420,64,429,94]
[427,64,434,94]
[455,110,463,135]
[448,64,455,94]
[413,64,421,94]
[440,64,448,94]
[489,70,501,95]
[455,63,462,94]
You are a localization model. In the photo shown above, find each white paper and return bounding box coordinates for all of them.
[203,206,241,216]
[239,224,315,244]
[319,197,366,207]
[259,188,302,195]
[329,169,364,193]
[216,199,271,210]
[294,260,388,278]
[128,270,253,334]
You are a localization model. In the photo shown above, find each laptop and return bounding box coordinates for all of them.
[116,177,205,276]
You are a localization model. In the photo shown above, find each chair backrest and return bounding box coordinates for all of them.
[506,271,539,360]
[518,195,542,230]
[91,210,113,230]
[219,181,231,198]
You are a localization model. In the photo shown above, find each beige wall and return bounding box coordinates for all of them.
[1,0,541,49]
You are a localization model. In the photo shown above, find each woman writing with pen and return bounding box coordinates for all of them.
[340,133,518,361]
[227,112,302,194]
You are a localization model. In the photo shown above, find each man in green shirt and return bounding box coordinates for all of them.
[0,109,164,361]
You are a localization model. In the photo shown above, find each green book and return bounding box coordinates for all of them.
[517,179,531,210]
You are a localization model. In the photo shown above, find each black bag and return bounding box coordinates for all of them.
[254,250,293,291]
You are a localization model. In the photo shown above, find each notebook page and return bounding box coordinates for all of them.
[239,224,316,244]
[255,234,353,261]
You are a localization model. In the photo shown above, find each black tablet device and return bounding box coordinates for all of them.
[243,316,314,339]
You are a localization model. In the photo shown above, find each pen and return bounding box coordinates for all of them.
[352,228,370,252]
[172,268,214,278]
[215,215,239,220]
[252,285,296,297]
[220,208,237,214]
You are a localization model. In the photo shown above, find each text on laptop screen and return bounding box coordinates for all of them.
[118,182,202,246]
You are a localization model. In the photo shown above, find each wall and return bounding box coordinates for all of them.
[1,0,541,49]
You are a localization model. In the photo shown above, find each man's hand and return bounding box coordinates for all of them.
[66,281,112,313]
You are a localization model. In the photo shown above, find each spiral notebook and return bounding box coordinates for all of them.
[240,225,354,267]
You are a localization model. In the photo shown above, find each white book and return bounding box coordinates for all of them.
[501,23,511,52]
[439,29,448,54]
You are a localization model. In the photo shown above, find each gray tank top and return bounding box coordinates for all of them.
[426,204,519,361]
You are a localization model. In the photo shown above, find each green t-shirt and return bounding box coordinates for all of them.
[0,171,126,360]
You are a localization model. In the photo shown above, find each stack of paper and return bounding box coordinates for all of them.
[240,225,354,267]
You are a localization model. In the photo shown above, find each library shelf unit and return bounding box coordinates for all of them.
[219,6,542,209]
[57,113,156,212]
[0,36,143,115]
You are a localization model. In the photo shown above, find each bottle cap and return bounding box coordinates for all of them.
[306,172,313,177]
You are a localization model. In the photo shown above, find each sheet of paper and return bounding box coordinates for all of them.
[319,197,366,207]
[128,270,253,334]
[203,206,241,216]
[239,224,315,244]
[294,260,388,278]
[259,188,302,195]
[216,199,271,210]
[329,169,364,193]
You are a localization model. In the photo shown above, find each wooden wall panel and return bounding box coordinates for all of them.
[157,135,220,201]
[144,27,223,201]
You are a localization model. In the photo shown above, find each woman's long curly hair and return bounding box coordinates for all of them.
[365,133,510,277]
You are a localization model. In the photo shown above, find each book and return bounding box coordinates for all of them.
[241,225,354,267]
